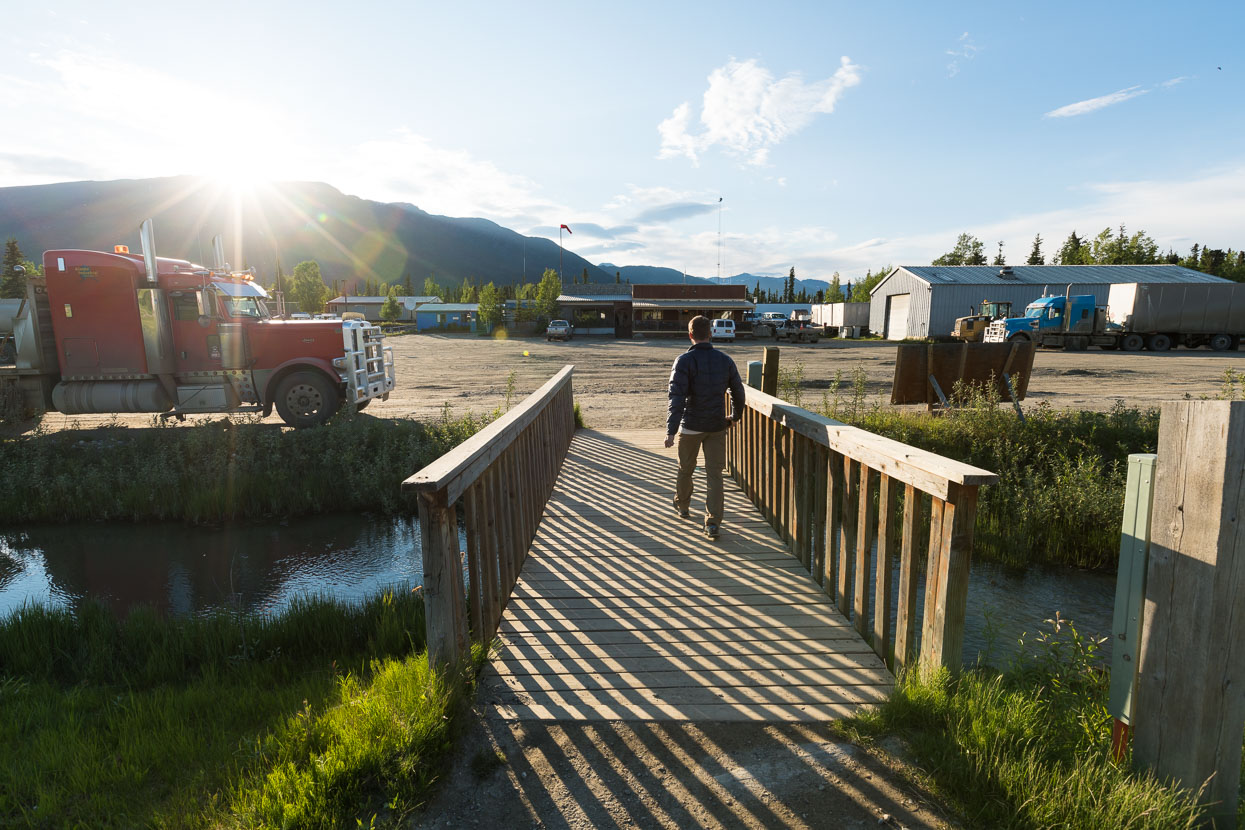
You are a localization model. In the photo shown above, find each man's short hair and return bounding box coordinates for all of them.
[689,315,711,341]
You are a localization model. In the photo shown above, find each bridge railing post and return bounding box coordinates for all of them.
[1133,401,1245,826]
[725,384,995,678]
[405,365,576,668]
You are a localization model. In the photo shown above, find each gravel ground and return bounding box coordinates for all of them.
[411,704,950,830]
[28,332,1245,433]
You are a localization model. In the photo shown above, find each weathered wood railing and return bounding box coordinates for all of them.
[403,365,576,667]
[729,386,997,673]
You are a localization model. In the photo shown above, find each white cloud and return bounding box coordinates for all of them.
[334,131,562,228]
[658,57,861,166]
[1161,75,1191,88]
[946,32,980,78]
[1044,85,1148,118]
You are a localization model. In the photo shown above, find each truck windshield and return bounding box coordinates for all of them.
[1025,305,1045,318]
[222,297,269,319]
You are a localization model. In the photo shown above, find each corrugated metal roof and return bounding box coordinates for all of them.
[416,303,478,312]
[558,294,632,303]
[633,299,756,309]
[898,265,1228,287]
[327,295,440,304]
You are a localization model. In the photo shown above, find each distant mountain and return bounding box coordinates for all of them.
[0,177,612,291]
[600,263,830,297]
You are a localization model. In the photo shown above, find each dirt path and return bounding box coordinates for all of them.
[27,333,1245,434]
[412,705,949,830]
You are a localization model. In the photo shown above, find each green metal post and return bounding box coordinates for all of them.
[1109,453,1157,754]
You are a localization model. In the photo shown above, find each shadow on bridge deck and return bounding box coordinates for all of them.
[483,429,895,723]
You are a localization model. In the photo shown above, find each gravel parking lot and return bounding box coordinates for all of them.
[31,333,1245,433]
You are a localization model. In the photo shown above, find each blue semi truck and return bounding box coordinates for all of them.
[983,283,1245,352]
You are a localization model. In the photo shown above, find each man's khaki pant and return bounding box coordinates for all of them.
[675,429,727,525]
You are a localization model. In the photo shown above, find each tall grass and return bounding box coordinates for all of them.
[0,408,489,525]
[841,616,1207,828]
[813,366,1158,569]
[0,590,477,828]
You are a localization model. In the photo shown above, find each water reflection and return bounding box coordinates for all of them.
[0,515,459,619]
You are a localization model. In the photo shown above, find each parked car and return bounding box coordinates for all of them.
[710,319,736,342]
[774,319,821,343]
[752,312,789,338]
[546,319,574,341]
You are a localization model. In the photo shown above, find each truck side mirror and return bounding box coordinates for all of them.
[198,314,211,328]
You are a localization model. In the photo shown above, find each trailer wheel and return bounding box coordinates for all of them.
[1121,333,1144,352]
[1210,333,1234,352]
[275,371,341,428]
[1146,333,1172,352]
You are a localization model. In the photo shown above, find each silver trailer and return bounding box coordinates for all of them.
[1108,283,1245,351]
[811,301,869,335]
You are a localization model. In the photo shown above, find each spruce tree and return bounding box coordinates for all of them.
[1,238,27,299]
[1027,234,1045,265]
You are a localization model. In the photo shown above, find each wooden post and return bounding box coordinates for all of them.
[894,484,921,673]
[873,474,898,665]
[1134,401,1245,826]
[761,347,780,396]
[921,483,978,673]
[837,457,858,616]
[821,451,841,595]
[463,482,485,643]
[417,488,468,667]
[854,465,876,639]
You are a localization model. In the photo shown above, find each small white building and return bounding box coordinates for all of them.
[325,295,440,322]
[868,265,1229,340]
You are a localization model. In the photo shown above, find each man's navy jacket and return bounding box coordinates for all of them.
[666,342,746,435]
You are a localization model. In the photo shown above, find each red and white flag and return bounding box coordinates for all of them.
[560,224,572,234]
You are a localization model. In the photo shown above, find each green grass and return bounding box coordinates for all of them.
[0,590,479,828]
[804,365,1159,569]
[0,407,490,525]
[840,617,1209,829]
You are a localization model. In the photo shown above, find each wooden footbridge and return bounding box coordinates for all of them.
[405,366,995,722]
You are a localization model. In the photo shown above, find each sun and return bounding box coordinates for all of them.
[197,137,280,193]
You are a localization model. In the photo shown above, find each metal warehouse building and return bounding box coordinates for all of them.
[869,265,1231,340]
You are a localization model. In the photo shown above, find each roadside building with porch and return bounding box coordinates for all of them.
[632,284,755,336]
[555,283,635,337]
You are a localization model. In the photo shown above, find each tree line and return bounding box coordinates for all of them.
[5,223,1244,309]
[932,226,1245,282]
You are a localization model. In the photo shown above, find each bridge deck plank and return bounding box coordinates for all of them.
[485,429,894,722]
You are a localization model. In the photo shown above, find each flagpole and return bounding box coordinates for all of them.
[559,226,564,286]
[717,197,723,282]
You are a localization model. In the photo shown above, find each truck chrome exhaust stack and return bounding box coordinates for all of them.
[211,235,228,273]
[140,219,158,286]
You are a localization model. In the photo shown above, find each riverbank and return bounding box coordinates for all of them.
[0,589,481,828]
[838,617,1226,828]
[0,407,490,525]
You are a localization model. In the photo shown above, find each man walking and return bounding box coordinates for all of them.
[665,315,746,540]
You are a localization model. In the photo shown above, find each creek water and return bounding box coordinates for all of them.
[0,517,1117,666]
[0,515,440,619]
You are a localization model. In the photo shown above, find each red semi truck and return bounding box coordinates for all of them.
[0,220,395,427]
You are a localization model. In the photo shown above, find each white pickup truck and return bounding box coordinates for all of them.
[546,319,574,341]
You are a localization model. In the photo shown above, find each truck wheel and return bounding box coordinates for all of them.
[1121,334,1144,352]
[1146,334,1172,352]
[1210,333,1234,352]
[1065,336,1089,352]
[1007,333,1030,343]
[275,371,341,428]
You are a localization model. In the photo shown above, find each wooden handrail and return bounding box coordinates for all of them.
[405,365,575,503]
[742,386,995,499]
[404,365,576,667]
[728,384,997,674]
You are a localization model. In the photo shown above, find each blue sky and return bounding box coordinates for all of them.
[1,1,1242,280]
